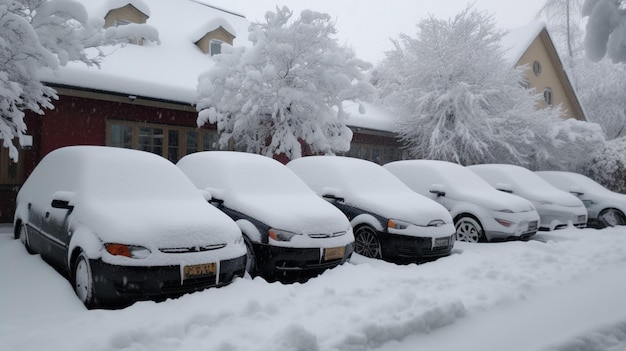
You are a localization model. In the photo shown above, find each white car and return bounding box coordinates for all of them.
[13,146,246,308]
[468,164,587,231]
[177,152,354,282]
[384,160,540,242]
[287,156,456,262]
[537,171,626,228]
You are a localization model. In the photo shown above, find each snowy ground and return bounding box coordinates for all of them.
[1,223,626,351]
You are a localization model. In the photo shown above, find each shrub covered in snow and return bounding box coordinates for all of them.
[583,0,626,63]
[583,137,626,193]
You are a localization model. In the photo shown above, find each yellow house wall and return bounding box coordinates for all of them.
[517,33,584,121]
[104,4,148,28]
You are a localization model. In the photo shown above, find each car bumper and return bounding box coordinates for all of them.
[89,254,246,303]
[484,214,539,241]
[254,242,354,280]
[378,232,455,262]
[537,206,587,230]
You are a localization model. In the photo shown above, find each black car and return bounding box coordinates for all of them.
[14,146,246,308]
[177,151,355,282]
[287,156,456,263]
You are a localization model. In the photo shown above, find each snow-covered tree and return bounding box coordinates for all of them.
[0,0,159,161]
[375,7,591,167]
[582,0,626,63]
[196,6,374,160]
[584,136,626,193]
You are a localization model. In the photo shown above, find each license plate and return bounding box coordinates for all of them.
[183,262,216,280]
[434,237,450,248]
[323,246,345,261]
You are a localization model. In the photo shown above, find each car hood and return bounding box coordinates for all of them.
[226,194,350,234]
[348,191,452,225]
[75,199,241,249]
[522,188,584,207]
[454,189,535,212]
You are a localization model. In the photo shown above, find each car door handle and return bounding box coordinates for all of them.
[45,212,50,219]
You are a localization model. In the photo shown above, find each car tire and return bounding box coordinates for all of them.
[18,224,36,255]
[243,236,257,277]
[455,216,486,243]
[598,208,626,228]
[354,225,382,259]
[73,252,96,309]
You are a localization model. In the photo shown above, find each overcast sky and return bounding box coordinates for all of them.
[205,0,549,64]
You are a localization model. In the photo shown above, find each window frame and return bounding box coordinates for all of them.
[106,119,220,163]
[0,145,24,185]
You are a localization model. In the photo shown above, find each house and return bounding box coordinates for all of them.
[502,20,587,121]
[0,5,589,223]
[0,0,402,222]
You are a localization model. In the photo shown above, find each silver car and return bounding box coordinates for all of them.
[468,164,587,231]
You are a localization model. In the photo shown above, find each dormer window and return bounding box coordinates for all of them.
[210,39,224,56]
[194,20,236,55]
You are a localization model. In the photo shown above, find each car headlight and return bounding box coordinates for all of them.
[268,228,298,241]
[105,243,151,259]
[496,209,514,213]
[582,199,595,207]
[427,219,447,227]
[388,219,411,230]
[494,218,514,227]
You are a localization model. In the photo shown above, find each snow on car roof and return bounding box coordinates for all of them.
[468,164,582,205]
[384,160,496,194]
[177,151,314,195]
[177,151,351,235]
[536,171,612,194]
[17,146,240,247]
[288,156,453,225]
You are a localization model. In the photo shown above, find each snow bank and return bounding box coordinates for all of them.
[2,224,626,350]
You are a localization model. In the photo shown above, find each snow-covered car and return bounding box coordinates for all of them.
[468,164,587,231]
[287,156,456,262]
[384,160,540,242]
[177,152,354,282]
[13,146,246,308]
[536,171,626,228]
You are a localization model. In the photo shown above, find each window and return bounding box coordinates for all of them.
[107,120,220,163]
[343,142,403,165]
[543,88,553,106]
[210,39,223,56]
[533,61,542,76]
[0,145,24,185]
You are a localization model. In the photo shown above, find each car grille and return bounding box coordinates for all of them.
[577,215,586,223]
[308,231,346,239]
[159,244,227,254]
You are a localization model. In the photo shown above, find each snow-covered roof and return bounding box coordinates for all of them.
[41,0,251,104]
[501,20,546,65]
[343,101,395,132]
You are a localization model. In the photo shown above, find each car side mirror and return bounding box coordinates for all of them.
[51,199,73,210]
[51,191,75,211]
[203,187,224,205]
[495,183,513,193]
[322,187,345,202]
[569,186,584,196]
[429,184,446,197]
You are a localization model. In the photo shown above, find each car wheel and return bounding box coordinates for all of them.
[243,237,257,277]
[598,208,626,227]
[354,225,382,259]
[73,252,96,308]
[18,224,35,255]
[455,216,486,243]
